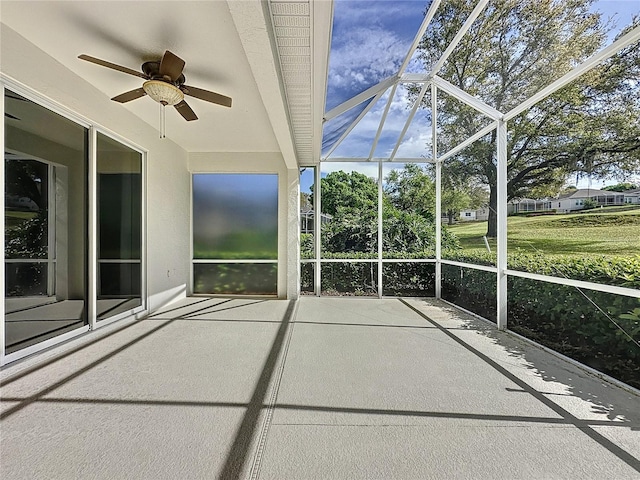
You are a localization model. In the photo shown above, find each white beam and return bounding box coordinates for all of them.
[377,161,383,298]
[311,0,335,163]
[323,89,386,159]
[228,1,298,168]
[314,166,321,296]
[323,157,435,163]
[433,76,502,120]
[496,120,508,330]
[400,73,430,83]
[438,120,498,162]
[430,0,491,75]
[368,84,398,160]
[506,269,640,299]
[324,75,397,121]
[441,259,497,273]
[88,127,97,329]
[505,25,640,121]
[389,81,430,161]
[397,0,442,75]
[433,83,442,299]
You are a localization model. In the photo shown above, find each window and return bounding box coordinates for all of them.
[192,174,278,295]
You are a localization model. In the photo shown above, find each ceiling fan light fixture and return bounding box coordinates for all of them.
[142,80,184,106]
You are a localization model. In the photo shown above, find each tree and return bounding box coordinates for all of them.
[384,163,436,220]
[312,171,378,253]
[314,167,459,255]
[441,175,489,225]
[441,187,470,225]
[5,160,47,209]
[312,170,377,217]
[603,182,638,192]
[383,165,460,250]
[413,0,640,237]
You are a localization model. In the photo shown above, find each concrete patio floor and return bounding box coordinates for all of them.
[1,297,639,479]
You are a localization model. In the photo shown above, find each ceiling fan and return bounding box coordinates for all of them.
[78,50,232,123]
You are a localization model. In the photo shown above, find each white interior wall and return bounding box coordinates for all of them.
[1,26,191,314]
[188,152,298,299]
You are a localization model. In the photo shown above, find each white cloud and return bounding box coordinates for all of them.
[327,83,433,159]
[328,26,410,92]
[320,161,380,180]
[324,0,433,158]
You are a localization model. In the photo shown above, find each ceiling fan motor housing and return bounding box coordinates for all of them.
[142,61,186,85]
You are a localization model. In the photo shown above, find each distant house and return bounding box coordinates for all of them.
[462,188,640,221]
[507,198,553,214]
[300,207,332,234]
[459,206,490,222]
[623,189,640,205]
[555,188,629,213]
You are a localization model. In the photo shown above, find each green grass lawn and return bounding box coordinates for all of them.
[448,207,640,258]
[5,210,38,229]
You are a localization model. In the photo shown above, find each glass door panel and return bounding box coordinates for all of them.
[96,132,143,320]
[4,90,88,354]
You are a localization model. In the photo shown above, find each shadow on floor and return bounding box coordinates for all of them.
[401,298,640,471]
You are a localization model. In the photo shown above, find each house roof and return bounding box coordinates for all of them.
[558,188,624,199]
[0,1,332,166]
[510,198,550,204]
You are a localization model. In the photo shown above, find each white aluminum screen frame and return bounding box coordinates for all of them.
[315,9,640,328]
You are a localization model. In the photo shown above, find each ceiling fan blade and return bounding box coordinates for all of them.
[78,54,147,79]
[159,51,185,82]
[174,100,198,121]
[111,88,147,103]
[182,85,232,108]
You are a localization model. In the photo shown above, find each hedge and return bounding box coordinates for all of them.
[301,253,436,296]
[440,251,640,388]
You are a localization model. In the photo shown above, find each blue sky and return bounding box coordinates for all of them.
[321,0,640,185]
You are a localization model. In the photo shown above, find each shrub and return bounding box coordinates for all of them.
[440,250,640,388]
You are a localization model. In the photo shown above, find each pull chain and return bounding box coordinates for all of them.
[159,103,166,138]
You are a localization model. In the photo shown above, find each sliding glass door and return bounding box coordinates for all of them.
[4,90,88,354]
[3,87,146,361]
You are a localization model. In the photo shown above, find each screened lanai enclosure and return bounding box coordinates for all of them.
[2,1,640,478]
[2,0,640,391]
[302,0,640,388]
